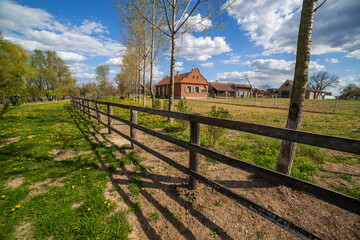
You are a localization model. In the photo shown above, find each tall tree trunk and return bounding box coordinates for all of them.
[169,34,175,114]
[149,0,156,108]
[142,56,146,106]
[276,0,318,175]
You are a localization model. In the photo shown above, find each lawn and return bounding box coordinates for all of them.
[0,101,130,240]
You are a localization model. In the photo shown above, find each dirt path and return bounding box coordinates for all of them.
[90,116,359,240]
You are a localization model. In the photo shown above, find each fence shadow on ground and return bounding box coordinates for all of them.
[66,105,235,240]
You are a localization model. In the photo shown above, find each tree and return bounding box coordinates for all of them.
[258,84,272,91]
[340,83,360,99]
[95,64,115,97]
[276,0,319,175]
[0,35,36,100]
[26,50,75,101]
[309,71,339,91]
[131,0,231,118]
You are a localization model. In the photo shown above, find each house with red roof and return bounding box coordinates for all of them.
[155,68,208,99]
[277,80,332,99]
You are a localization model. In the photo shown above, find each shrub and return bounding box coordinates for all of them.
[0,101,11,117]
[154,98,162,109]
[175,98,193,130]
[205,106,232,146]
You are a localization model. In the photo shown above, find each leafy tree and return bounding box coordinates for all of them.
[0,35,36,100]
[309,71,339,91]
[95,64,115,97]
[26,50,75,101]
[340,83,360,99]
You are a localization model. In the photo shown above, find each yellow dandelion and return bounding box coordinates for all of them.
[87,208,91,211]
[112,198,115,201]
[11,208,16,211]
[141,188,145,190]
[71,185,75,189]
[104,201,107,204]
[15,205,21,208]
[83,176,86,178]
[1,195,6,198]
[107,203,111,206]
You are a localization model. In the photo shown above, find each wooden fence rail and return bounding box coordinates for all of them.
[70,97,360,240]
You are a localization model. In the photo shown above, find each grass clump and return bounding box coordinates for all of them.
[205,106,232,146]
[0,101,130,239]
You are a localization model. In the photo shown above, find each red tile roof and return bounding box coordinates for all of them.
[232,83,251,88]
[155,68,208,86]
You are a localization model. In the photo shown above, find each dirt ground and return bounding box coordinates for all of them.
[88,114,359,240]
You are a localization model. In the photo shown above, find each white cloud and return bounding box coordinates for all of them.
[75,20,109,35]
[175,62,184,72]
[223,55,241,64]
[325,58,339,63]
[345,50,360,59]
[178,33,231,61]
[57,51,87,62]
[75,73,95,79]
[105,57,123,66]
[201,62,214,67]
[226,0,360,58]
[216,58,325,86]
[179,13,212,32]
[0,0,124,57]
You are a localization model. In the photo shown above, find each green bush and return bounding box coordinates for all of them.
[205,106,232,146]
[0,101,11,117]
[175,98,193,130]
[154,98,162,109]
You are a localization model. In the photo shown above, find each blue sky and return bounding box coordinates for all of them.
[1,0,359,95]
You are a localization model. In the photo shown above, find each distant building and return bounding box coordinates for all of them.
[208,82,235,97]
[155,68,208,99]
[265,88,278,97]
[230,83,252,97]
[277,80,332,99]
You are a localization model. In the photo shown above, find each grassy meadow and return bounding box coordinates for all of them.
[0,101,131,239]
[0,97,359,239]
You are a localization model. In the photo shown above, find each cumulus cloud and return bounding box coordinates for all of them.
[216,58,325,86]
[175,62,184,72]
[75,73,95,79]
[0,0,124,57]
[57,51,87,62]
[105,57,123,66]
[179,13,212,32]
[223,55,241,64]
[226,0,360,58]
[200,62,214,67]
[178,33,231,61]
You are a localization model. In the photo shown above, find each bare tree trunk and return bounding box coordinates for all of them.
[149,0,156,108]
[276,0,318,175]
[169,34,175,114]
[143,56,146,106]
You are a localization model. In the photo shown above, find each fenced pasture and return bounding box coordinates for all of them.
[193,97,359,115]
[72,96,359,240]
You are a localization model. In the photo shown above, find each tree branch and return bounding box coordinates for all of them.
[314,0,327,12]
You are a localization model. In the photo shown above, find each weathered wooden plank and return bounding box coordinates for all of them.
[189,114,201,190]
[107,104,113,134]
[190,171,322,240]
[92,109,360,214]
[130,109,138,149]
[72,97,360,154]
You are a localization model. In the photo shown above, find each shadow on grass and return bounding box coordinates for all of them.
[67,104,236,240]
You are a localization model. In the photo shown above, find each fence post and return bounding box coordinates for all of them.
[87,100,91,120]
[95,103,101,125]
[333,96,339,114]
[189,114,200,190]
[107,104,113,134]
[130,109,138,149]
[274,94,277,107]
[82,99,85,115]
[255,93,257,105]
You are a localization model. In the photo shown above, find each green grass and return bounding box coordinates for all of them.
[0,101,130,239]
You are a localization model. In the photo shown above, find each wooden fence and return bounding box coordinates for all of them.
[71,96,360,240]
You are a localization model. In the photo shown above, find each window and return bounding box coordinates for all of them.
[201,87,206,93]
[195,87,199,93]
[186,86,192,93]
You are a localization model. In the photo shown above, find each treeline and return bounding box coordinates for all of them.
[0,35,77,103]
